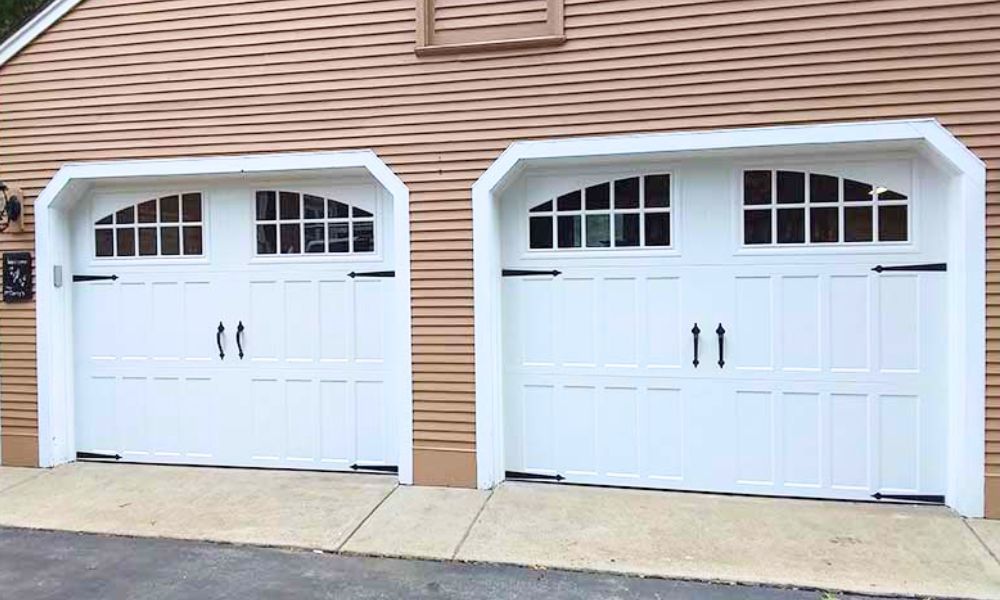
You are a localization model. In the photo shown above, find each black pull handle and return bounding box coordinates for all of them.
[237,321,245,360]
[217,322,225,360]
[716,323,726,368]
[691,323,700,367]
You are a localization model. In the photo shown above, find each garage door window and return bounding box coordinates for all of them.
[743,170,909,246]
[528,174,671,250]
[94,193,204,258]
[255,191,376,256]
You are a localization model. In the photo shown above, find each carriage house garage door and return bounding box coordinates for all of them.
[501,156,949,501]
[70,177,399,472]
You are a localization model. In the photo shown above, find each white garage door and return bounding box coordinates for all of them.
[502,159,948,501]
[72,180,398,473]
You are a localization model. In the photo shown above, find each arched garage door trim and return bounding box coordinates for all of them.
[34,150,414,484]
[472,119,986,517]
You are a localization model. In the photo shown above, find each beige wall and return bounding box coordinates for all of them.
[0,0,998,513]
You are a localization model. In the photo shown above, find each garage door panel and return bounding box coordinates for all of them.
[319,380,353,467]
[118,376,150,460]
[284,281,318,363]
[248,280,282,363]
[877,275,920,373]
[559,278,596,367]
[641,387,684,481]
[601,278,639,368]
[355,380,390,464]
[733,276,773,371]
[147,377,183,458]
[118,283,151,361]
[780,391,822,488]
[250,378,283,462]
[150,282,183,360]
[735,390,775,485]
[182,280,218,363]
[555,385,597,476]
[877,394,921,492]
[645,277,682,369]
[779,277,822,372]
[75,376,117,455]
[829,276,871,372]
[319,280,350,362]
[597,387,641,479]
[354,280,386,363]
[829,392,872,491]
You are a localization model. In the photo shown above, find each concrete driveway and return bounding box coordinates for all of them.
[1,463,998,599]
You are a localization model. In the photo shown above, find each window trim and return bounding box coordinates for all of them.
[416,0,565,56]
[92,191,206,260]
[737,167,914,250]
[524,173,675,254]
[252,189,378,258]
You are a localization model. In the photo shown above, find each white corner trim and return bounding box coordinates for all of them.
[472,119,987,517]
[34,150,415,485]
[0,0,83,67]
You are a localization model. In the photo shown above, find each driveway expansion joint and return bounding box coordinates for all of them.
[335,483,399,553]
[963,518,1000,566]
[451,487,495,560]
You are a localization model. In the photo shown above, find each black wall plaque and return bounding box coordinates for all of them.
[3,252,33,303]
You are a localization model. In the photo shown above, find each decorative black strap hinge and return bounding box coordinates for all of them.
[349,463,399,474]
[871,492,945,504]
[349,271,395,279]
[505,470,565,482]
[73,274,119,283]
[872,263,946,273]
[502,269,562,278]
[77,451,121,461]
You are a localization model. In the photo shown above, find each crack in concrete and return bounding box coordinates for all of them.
[451,486,496,561]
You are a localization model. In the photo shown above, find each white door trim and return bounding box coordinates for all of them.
[472,119,987,517]
[34,150,415,485]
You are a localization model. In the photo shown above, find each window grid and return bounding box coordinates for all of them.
[94,192,204,258]
[527,174,672,250]
[742,170,909,246]
[254,190,376,256]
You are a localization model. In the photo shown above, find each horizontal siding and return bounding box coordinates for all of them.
[1,0,999,495]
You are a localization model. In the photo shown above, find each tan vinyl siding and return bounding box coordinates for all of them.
[0,0,999,501]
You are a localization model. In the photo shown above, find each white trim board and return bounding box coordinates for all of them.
[33,150,415,485]
[0,0,82,67]
[471,119,987,517]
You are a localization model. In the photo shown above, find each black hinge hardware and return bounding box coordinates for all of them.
[77,451,121,461]
[349,463,399,474]
[349,271,395,279]
[502,269,562,277]
[505,470,565,482]
[871,492,945,504]
[73,274,119,283]
[872,263,946,273]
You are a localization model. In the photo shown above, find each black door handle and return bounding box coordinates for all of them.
[716,323,726,368]
[691,323,700,367]
[236,321,245,360]
[217,322,225,360]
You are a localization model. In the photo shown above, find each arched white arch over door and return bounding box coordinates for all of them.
[34,151,414,484]
[472,119,986,517]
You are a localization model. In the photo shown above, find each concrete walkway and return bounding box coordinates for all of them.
[1,463,998,599]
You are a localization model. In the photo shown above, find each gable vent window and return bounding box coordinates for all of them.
[417,0,564,55]
[528,175,671,250]
[94,193,203,258]
[742,170,909,246]
[255,191,375,256]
